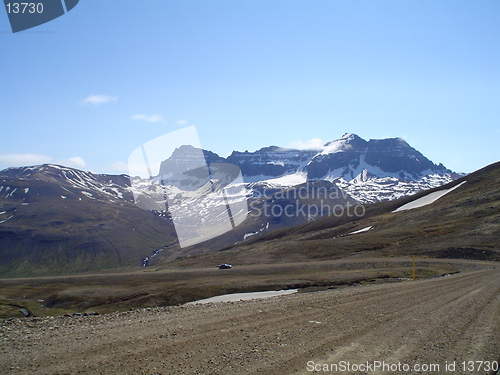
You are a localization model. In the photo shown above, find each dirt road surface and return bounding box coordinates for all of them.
[1,268,499,374]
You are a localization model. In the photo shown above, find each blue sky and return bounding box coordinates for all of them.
[1,0,499,174]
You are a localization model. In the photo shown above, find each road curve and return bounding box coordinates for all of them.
[1,267,499,374]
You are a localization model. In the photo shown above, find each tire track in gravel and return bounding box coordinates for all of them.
[283,269,500,375]
[100,271,493,374]
[1,267,499,375]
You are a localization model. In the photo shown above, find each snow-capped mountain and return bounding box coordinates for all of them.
[305,133,448,181]
[131,132,459,250]
[0,164,133,203]
[212,133,459,203]
[226,146,318,180]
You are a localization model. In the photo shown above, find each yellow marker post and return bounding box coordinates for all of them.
[412,256,416,281]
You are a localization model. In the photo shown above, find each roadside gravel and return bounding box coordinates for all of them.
[1,268,499,374]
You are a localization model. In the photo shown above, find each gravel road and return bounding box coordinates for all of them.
[1,268,499,374]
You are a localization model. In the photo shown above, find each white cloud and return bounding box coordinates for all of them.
[287,138,325,150]
[0,153,53,168]
[132,114,164,123]
[0,153,87,170]
[111,160,150,177]
[82,94,117,105]
[110,161,129,173]
[59,156,86,169]
[177,119,188,125]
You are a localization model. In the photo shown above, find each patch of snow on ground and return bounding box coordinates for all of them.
[5,188,17,198]
[0,215,13,224]
[261,172,307,186]
[186,289,298,304]
[348,226,373,235]
[243,222,269,241]
[392,181,466,213]
[81,191,94,199]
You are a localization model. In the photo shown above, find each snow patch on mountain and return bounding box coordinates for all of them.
[392,181,466,212]
[335,174,454,204]
[320,133,359,155]
[244,222,269,241]
[349,226,373,235]
[259,172,308,186]
[0,215,13,224]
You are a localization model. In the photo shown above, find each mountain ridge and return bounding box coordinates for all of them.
[0,133,470,276]
[153,133,460,203]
